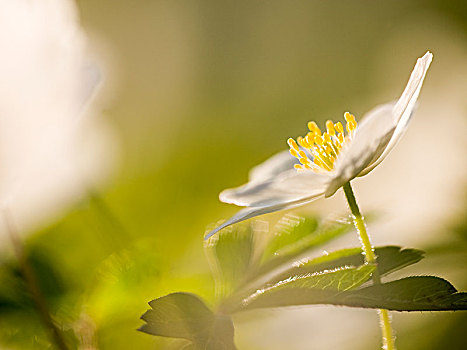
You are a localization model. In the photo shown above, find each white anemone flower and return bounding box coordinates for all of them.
[0,0,115,238]
[206,52,432,239]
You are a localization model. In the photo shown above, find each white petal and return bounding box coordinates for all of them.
[78,63,102,116]
[359,51,433,176]
[325,103,396,196]
[220,169,329,206]
[248,150,297,182]
[204,194,323,240]
[325,51,433,196]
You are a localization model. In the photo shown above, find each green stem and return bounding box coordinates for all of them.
[342,182,395,350]
[3,210,69,350]
[379,309,394,350]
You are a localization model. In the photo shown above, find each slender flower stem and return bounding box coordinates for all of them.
[342,182,395,350]
[3,209,69,350]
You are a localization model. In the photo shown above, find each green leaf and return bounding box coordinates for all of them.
[373,246,425,275]
[0,249,68,315]
[140,293,236,350]
[240,276,467,312]
[267,246,424,285]
[205,224,255,297]
[207,216,356,300]
[254,216,353,281]
[261,216,319,260]
[238,265,375,312]
[262,216,353,261]
[337,276,467,311]
[275,265,376,291]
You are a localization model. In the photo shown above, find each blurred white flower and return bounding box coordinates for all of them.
[0,0,116,236]
[206,52,432,239]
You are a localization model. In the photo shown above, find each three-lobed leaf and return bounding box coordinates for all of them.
[139,292,236,350]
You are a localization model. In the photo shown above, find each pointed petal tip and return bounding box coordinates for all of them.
[412,51,433,78]
[420,51,433,65]
[423,51,433,59]
[218,189,233,204]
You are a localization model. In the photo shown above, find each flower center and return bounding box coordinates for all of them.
[287,112,358,172]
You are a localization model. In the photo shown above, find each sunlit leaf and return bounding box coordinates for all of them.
[252,216,353,283]
[267,246,424,285]
[261,216,319,260]
[337,276,467,311]
[263,216,353,261]
[236,265,375,313]
[205,224,255,298]
[140,292,236,350]
[276,265,375,291]
[373,246,425,275]
[240,276,467,312]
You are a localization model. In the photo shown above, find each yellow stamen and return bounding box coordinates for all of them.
[297,136,311,149]
[287,138,299,151]
[308,121,321,136]
[337,133,344,143]
[287,112,359,173]
[289,148,299,158]
[344,112,355,123]
[314,135,324,146]
[346,121,357,135]
[326,120,335,136]
[315,152,333,171]
[308,121,317,131]
[325,145,336,158]
[335,122,344,134]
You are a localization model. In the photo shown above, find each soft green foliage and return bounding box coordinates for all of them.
[267,246,425,285]
[259,215,353,271]
[204,215,355,302]
[265,265,376,291]
[140,215,467,346]
[242,276,467,311]
[0,249,77,349]
[214,216,357,311]
[140,293,236,350]
[205,224,255,298]
[343,276,467,311]
[261,216,319,260]
[0,249,67,314]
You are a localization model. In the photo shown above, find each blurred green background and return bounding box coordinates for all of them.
[1,0,466,349]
